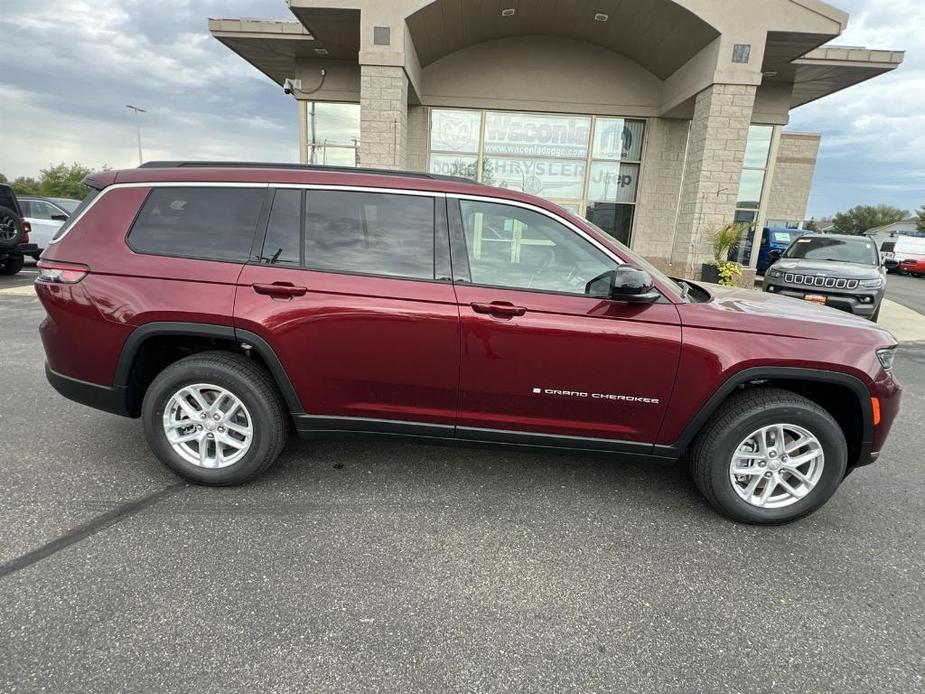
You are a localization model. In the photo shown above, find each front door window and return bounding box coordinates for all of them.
[458,199,613,295]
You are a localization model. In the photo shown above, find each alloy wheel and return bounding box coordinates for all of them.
[162,383,253,468]
[729,423,824,509]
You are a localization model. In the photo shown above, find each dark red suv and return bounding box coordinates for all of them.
[36,163,901,524]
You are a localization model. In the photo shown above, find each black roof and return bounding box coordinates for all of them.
[138,161,474,185]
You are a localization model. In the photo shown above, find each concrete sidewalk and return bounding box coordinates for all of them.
[878,299,925,343]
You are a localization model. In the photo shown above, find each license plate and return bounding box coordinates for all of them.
[804,294,827,305]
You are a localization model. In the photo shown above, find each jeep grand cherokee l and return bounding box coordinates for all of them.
[36,163,902,525]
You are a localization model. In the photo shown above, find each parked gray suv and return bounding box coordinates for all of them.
[763,233,886,322]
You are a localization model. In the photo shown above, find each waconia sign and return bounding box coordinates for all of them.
[484,112,591,158]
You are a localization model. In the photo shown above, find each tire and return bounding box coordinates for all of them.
[142,351,288,485]
[870,304,881,322]
[0,255,24,275]
[0,206,24,251]
[689,387,848,524]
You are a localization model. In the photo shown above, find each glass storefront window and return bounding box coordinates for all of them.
[429,153,479,180]
[743,125,773,168]
[587,162,640,204]
[307,102,360,166]
[489,157,586,198]
[736,169,765,209]
[428,108,646,247]
[733,124,775,262]
[430,109,481,154]
[484,112,590,158]
[592,118,645,161]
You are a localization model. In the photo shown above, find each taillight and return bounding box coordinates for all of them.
[21,220,31,243]
[36,260,90,284]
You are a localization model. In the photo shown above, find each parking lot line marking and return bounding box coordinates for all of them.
[0,285,37,297]
[0,483,186,579]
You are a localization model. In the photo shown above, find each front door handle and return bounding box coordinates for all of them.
[252,282,307,298]
[470,301,527,318]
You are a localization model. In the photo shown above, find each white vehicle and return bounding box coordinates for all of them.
[879,234,925,273]
[18,196,80,259]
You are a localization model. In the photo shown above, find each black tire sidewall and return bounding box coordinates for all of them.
[142,359,279,485]
[707,404,847,524]
[0,255,24,275]
[0,207,24,251]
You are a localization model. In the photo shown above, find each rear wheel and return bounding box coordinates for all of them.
[0,256,24,275]
[690,387,847,524]
[142,351,288,485]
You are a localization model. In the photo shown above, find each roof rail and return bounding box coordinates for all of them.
[138,161,475,184]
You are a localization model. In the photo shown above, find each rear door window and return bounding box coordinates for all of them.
[128,187,265,262]
[260,189,302,266]
[304,190,435,279]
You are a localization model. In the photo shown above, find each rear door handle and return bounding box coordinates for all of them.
[470,301,527,318]
[252,282,307,298]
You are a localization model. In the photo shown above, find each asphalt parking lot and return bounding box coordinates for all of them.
[1,266,923,693]
[885,272,925,315]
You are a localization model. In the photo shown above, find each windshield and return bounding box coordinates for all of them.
[583,218,686,299]
[784,236,879,266]
[770,230,797,244]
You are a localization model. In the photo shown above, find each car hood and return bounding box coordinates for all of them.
[769,259,881,279]
[680,282,896,345]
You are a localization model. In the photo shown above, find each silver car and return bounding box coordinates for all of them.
[18,196,80,259]
[763,233,887,322]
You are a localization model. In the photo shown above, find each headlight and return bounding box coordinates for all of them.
[766,269,782,279]
[859,278,883,289]
[876,347,896,374]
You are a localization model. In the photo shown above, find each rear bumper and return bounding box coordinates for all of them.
[0,243,38,258]
[45,363,131,417]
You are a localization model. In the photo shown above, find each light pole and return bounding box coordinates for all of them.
[125,104,146,165]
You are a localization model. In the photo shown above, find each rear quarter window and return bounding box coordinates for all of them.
[127,186,266,262]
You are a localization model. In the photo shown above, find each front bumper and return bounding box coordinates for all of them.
[764,282,880,317]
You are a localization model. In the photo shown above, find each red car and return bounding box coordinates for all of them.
[36,162,901,524]
[900,257,925,277]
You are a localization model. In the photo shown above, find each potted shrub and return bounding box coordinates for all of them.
[702,223,746,286]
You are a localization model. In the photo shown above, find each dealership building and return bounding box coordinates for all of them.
[210,0,902,276]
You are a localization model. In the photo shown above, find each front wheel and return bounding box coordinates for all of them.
[689,387,847,524]
[142,351,288,485]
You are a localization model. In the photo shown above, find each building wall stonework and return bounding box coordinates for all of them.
[406,105,429,172]
[765,132,820,224]
[667,83,757,278]
[359,64,409,169]
[632,117,691,260]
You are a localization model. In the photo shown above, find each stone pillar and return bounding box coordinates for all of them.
[670,84,757,277]
[359,64,408,169]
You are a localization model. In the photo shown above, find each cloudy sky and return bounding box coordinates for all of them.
[0,0,921,219]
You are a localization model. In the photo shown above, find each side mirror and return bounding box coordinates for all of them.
[586,266,660,304]
[768,249,782,264]
[51,213,68,222]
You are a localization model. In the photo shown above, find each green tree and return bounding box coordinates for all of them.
[916,204,925,232]
[831,204,908,235]
[9,162,109,199]
[804,217,819,232]
[0,173,7,184]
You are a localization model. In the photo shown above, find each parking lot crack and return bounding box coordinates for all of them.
[0,483,186,579]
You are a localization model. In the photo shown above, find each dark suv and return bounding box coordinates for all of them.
[0,183,39,275]
[36,163,902,524]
